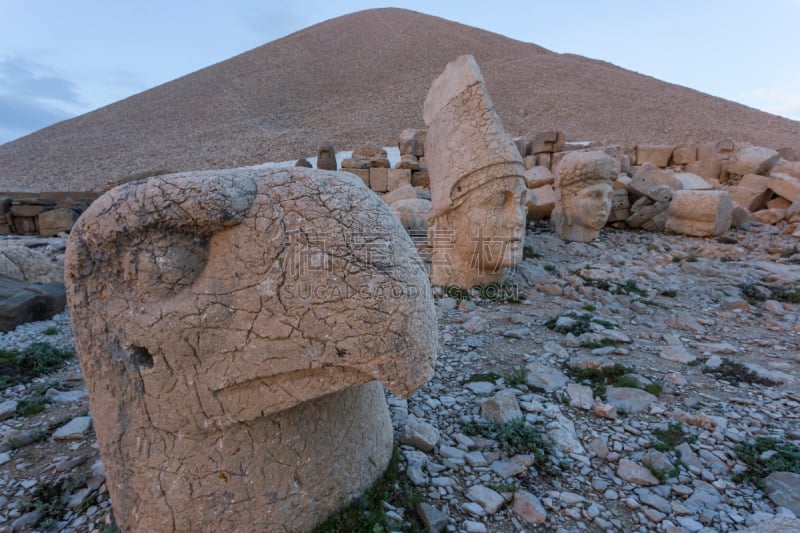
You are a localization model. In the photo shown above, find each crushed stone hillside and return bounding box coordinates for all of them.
[1,220,799,532]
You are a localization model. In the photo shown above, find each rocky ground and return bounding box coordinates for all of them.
[1,220,800,532]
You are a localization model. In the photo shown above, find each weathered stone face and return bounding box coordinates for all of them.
[553,151,618,242]
[65,167,437,532]
[423,55,527,288]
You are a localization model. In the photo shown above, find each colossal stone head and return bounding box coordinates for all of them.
[423,55,527,289]
[65,167,436,531]
[552,151,619,242]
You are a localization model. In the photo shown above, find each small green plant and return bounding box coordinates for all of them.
[545,312,615,336]
[314,446,425,532]
[42,326,60,336]
[703,358,778,387]
[579,338,616,349]
[686,254,698,262]
[581,303,596,312]
[739,281,800,304]
[566,363,633,398]
[614,279,647,296]
[523,248,542,259]
[641,299,667,309]
[463,372,501,385]
[659,289,677,298]
[649,422,695,452]
[489,482,519,493]
[543,264,557,273]
[505,366,527,387]
[734,437,800,487]
[646,463,680,482]
[15,396,49,417]
[19,473,87,529]
[459,419,554,471]
[644,383,663,397]
[15,381,74,417]
[0,343,74,389]
[613,374,642,389]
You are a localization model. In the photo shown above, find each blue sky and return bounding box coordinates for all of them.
[1,0,799,145]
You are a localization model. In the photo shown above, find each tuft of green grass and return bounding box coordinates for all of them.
[739,281,800,305]
[646,463,680,482]
[505,366,527,387]
[703,358,778,387]
[461,419,553,470]
[565,363,633,398]
[489,482,519,494]
[641,299,667,309]
[659,289,677,298]
[0,343,74,390]
[614,279,647,297]
[649,422,695,452]
[42,326,60,336]
[581,304,596,312]
[19,471,89,529]
[463,372,501,385]
[579,338,616,349]
[545,312,615,337]
[613,374,641,389]
[734,437,800,487]
[15,396,49,417]
[14,381,74,418]
[543,264,557,273]
[315,446,425,532]
[644,383,663,397]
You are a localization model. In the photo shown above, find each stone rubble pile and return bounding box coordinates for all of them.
[0,195,96,238]
[2,222,800,532]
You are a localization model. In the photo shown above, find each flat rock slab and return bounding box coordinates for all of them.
[53,416,93,441]
[763,471,800,516]
[605,387,657,413]
[525,362,568,392]
[659,345,696,364]
[0,274,66,332]
[513,490,547,524]
[0,400,17,421]
[617,458,659,486]
[46,389,88,403]
[481,389,522,424]
[466,485,505,514]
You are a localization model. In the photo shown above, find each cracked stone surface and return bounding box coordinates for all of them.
[64,167,437,532]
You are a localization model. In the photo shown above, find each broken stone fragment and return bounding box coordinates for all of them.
[665,190,733,237]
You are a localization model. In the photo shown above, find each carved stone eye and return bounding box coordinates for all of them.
[123,233,209,298]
